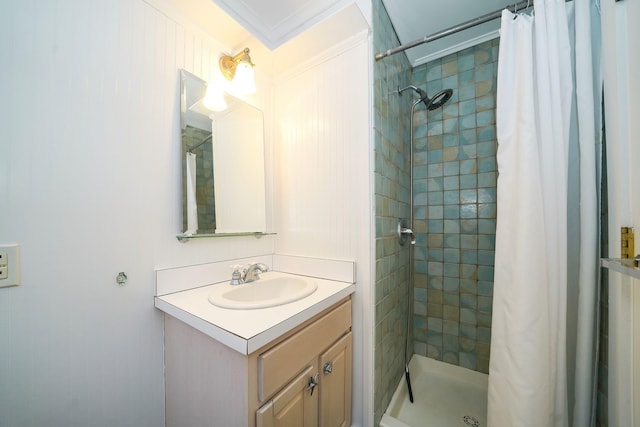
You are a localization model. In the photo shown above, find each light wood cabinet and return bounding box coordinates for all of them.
[319,332,352,427]
[256,330,353,427]
[256,362,318,427]
[165,298,352,427]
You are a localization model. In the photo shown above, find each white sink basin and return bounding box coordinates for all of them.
[207,273,318,310]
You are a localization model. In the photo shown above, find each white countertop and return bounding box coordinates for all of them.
[155,271,355,355]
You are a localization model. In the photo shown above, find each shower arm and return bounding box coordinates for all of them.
[187,134,212,153]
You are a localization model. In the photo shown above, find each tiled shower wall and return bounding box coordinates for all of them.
[411,40,499,374]
[373,0,412,424]
[182,126,216,233]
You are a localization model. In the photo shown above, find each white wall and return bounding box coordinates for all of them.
[601,1,640,425]
[629,3,640,422]
[271,19,373,426]
[0,1,275,426]
[273,42,369,260]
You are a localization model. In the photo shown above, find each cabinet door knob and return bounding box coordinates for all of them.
[323,361,333,375]
[306,373,319,395]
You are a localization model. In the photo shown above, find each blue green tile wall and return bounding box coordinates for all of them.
[374,14,605,423]
[411,40,499,374]
[372,0,412,424]
[182,126,215,233]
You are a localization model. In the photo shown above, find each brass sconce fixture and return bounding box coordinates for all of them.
[219,47,256,94]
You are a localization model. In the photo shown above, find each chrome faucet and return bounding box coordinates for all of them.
[242,262,269,283]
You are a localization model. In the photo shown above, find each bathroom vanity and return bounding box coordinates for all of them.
[163,298,351,427]
[155,256,355,427]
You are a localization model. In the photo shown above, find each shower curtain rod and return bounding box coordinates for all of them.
[187,134,212,153]
[375,0,545,61]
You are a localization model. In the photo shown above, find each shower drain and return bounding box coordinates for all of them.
[462,415,481,427]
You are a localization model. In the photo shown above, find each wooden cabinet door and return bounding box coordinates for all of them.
[256,363,319,427]
[318,332,352,427]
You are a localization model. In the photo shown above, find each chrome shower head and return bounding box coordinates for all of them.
[423,89,453,111]
[397,85,453,111]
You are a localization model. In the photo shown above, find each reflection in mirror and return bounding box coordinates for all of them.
[181,70,215,234]
[212,100,266,234]
[179,69,267,239]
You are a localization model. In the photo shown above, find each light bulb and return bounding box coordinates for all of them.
[202,84,227,111]
[231,61,256,95]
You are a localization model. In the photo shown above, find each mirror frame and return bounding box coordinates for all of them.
[177,69,271,241]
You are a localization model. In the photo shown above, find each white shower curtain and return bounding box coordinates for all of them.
[488,1,600,426]
[186,152,198,235]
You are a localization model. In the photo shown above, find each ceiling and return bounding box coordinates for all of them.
[172,0,518,66]
[210,0,355,50]
[381,0,516,67]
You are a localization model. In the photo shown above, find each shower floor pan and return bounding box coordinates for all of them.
[380,355,488,427]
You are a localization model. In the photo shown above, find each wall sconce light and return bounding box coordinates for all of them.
[202,84,227,112]
[219,47,256,95]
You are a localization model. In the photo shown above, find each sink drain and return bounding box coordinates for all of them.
[462,415,481,427]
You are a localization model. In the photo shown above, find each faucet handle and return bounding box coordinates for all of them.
[230,265,244,285]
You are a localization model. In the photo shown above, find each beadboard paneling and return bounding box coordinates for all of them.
[273,38,370,261]
[0,1,273,426]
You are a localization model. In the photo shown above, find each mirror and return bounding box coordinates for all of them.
[180,69,267,238]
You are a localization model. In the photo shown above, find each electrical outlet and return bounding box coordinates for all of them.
[0,245,20,288]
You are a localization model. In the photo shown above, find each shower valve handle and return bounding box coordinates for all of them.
[397,219,416,246]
